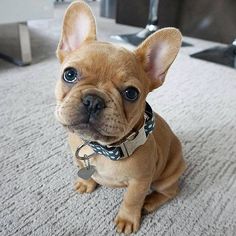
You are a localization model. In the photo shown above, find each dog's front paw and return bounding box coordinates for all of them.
[114,211,140,234]
[74,179,97,194]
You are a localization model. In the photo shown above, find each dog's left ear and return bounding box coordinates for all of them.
[135,28,182,90]
[56,1,97,63]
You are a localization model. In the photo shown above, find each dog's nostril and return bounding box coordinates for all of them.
[82,94,105,114]
[95,101,105,110]
[83,96,91,107]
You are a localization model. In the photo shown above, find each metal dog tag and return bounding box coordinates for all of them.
[75,142,97,180]
[77,165,96,180]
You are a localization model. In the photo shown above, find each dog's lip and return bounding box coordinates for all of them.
[76,123,118,137]
[62,122,117,138]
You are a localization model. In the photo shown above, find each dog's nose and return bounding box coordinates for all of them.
[82,94,105,115]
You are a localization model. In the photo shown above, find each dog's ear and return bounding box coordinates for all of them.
[56,1,96,63]
[135,28,182,90]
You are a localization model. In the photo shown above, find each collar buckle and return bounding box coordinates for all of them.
[120,124,147,157]
[126,130,139,141]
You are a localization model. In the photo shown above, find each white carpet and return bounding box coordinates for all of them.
[0,2,236,236]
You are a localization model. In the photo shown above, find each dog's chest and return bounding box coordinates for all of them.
[90,156,129,187]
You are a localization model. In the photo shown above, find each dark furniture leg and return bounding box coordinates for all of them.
[111,0,192,47]
[111,0,159,46]
[191,39,236,68]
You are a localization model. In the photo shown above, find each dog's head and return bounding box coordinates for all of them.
[55,1,181,145]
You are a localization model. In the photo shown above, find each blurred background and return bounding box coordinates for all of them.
[0,0,235,67]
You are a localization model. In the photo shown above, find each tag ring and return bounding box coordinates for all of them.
[75,141,97,160]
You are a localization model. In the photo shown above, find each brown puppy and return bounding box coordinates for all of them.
[55,1,186,234]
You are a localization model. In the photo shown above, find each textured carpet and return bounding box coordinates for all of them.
[1,2,236,236]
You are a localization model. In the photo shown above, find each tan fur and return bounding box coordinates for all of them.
[55,1,186,234]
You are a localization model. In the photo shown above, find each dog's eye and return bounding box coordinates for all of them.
[122,87,139,102]
[63,67,78,83]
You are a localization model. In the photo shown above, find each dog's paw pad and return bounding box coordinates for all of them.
[74,180,96,194]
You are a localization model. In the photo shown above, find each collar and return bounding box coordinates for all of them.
[76,102,155,161]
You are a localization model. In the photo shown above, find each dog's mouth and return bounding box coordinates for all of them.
[62,122,118,144]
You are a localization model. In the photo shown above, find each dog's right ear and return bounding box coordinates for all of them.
[56,1,96,63]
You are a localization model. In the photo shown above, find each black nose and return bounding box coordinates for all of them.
[82,94,105,115]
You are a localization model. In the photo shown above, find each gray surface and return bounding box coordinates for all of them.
[1,2,236,236]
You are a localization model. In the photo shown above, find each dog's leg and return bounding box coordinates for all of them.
[143,137,186,214]
[74,159,98,194]
[114,179,151,234]
[142,181,179,214]
[143,139,186,213]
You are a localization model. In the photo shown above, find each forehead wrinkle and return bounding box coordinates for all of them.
[91,60,136,84]
[65,42,139,83]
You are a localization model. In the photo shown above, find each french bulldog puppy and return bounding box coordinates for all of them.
[55,1,186,234]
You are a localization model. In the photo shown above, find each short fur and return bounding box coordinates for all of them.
[55,1,186,234]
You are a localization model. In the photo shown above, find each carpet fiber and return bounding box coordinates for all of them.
[0,2,236,236]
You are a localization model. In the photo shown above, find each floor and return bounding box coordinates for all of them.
[0,1,236,236]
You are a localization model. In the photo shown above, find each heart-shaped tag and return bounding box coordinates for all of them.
[77,165,96,180]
